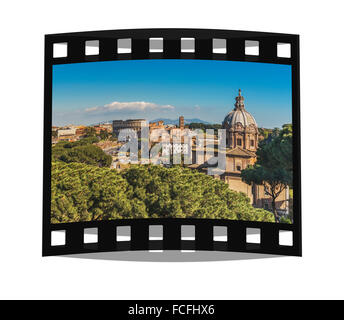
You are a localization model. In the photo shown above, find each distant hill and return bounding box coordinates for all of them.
[150,118,211,125]
[89,121,112,126]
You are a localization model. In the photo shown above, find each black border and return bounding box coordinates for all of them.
[43,28,301,257]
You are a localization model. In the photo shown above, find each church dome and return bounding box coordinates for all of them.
[223,89,257,129]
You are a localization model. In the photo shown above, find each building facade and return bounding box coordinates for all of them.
[56,127,77,142]
[222,90,288,213]
[112,119,148,136]
[189,89,289,214]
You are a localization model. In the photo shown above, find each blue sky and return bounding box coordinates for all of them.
[52,59,292,128]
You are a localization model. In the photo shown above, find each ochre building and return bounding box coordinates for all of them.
[192,90,289,214]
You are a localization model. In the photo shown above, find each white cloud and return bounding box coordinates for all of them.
[85,101,175,114]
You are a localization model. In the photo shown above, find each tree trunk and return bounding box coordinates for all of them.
[271,197,279,223]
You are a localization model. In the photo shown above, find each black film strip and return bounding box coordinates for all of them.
[43,28,301,257]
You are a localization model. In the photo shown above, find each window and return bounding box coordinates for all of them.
[53,42,67,58]
[117,38,131,54]
[236,165,241,171]
[277,42,291,58]
[264,202,269,210]
[279,230,293,246]
[83,228,98,244]
[246,228,261,244]
[181,38,195,53]
[149,225,163,240]
[237,138,242,146]
[116,226,131,241]
[213,38,227,54]
[85,40,99,55]
[250,140,254,147]
[51,230,65,246]
[213,226,228,242]
[245,40,259,56]
[149,38,163,52]
[181,225,195,240]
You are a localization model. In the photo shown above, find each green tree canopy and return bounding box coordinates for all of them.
[84,127,96,137]
[51,162,145,223]
[52,139,112,167]
[51,162,274,223]
[188,123,222,134]
[257,124,292,181]
[98,129,109,140]
[241,124,293,222]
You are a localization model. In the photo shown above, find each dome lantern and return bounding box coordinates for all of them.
[235,89,245,110]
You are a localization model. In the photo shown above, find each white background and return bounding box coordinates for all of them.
[1,0,343,300]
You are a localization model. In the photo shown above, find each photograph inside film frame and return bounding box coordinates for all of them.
[51,59,293,225]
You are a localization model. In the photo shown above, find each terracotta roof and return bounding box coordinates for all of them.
[226,147,256,158]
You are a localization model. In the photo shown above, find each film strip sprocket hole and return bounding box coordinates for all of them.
[43,29,301,257]
[50,40,293,62]
[48,220,297,255]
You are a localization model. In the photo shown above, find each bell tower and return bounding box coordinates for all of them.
[179,116,184,129]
